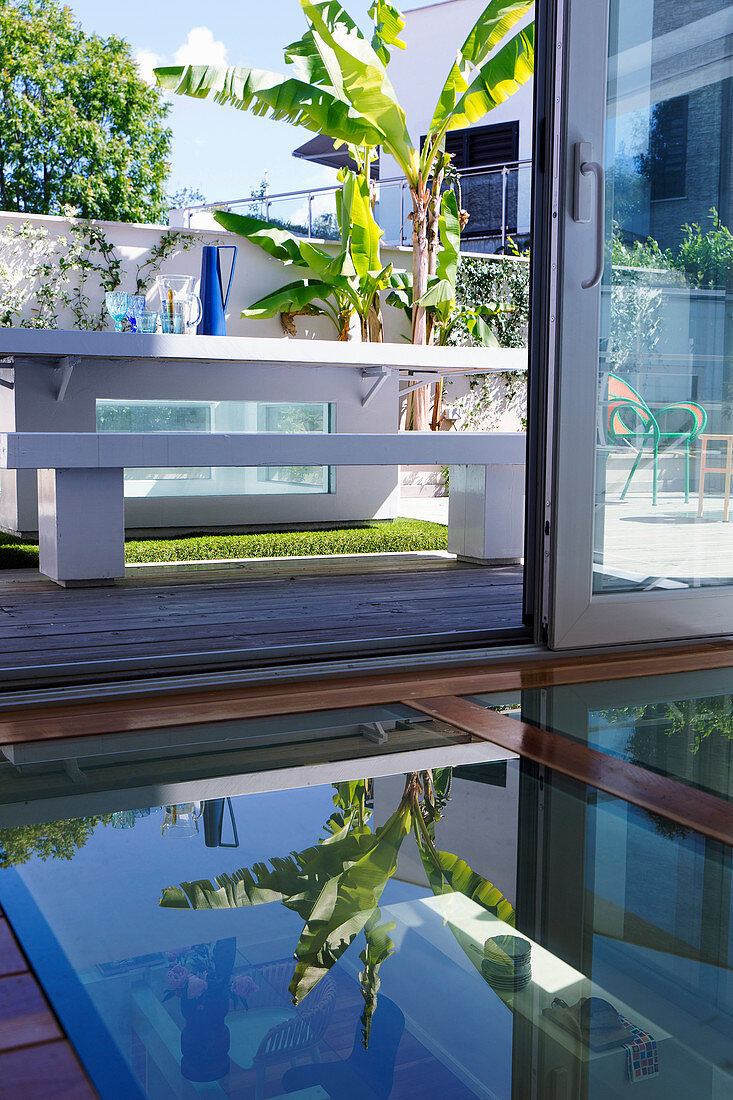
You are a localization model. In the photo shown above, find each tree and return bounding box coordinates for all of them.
[155,0,533,348]
[0,814,112,868]
[0,0,172,222]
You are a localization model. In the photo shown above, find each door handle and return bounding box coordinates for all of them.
[573,142,605,289]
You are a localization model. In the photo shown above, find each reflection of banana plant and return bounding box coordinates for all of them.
[160,770,514,1045]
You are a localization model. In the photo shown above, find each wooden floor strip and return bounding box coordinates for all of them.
[1,641,733,744]
[407,696,733,846]
[0,916,96,1097]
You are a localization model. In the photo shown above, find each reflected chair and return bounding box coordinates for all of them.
[606,373,707,505]
[227,960,336,1100]
[282,995,405,1099]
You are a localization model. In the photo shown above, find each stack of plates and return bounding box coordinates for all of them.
[482,935,532,992]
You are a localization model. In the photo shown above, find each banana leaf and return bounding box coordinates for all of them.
[430,0,534,132]
[446,23,534,131]
[300,0,418,181]
[359,908,396,1046]
[241,278,343,323]
[160,794,412,1005]
[369,0,406,63]
[414,816,515,927]
[155,63,384,151]
[214,210,323,267]
[290,796,412,1001]
[337,168,383,278]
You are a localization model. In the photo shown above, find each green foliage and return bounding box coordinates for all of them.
[156,0,534,345]
[0,217,200,330]
[158,769,515,1045]
[215,176,392,340]
[0,815,112,868]
[455,255,529,347]
[0,0,172,222]
[160,781,413,1006]
[0,518,448,571]
[674,209,733,289]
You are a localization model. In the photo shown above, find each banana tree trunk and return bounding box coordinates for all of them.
[407,185,431,430]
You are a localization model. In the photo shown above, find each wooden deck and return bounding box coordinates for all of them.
[0,907,95,1098]
[0,553,525,681]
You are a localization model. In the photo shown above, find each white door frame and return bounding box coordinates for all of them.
[544,0,733,648]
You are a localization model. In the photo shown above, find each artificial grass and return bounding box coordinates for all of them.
[0,518,448,570]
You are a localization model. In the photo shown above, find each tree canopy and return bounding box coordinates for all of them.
[0,0,172,222]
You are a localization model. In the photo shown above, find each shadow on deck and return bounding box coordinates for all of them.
[0,552,525,683]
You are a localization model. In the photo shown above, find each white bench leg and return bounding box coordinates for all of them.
[37,468,125,586]
[447,464,525,565]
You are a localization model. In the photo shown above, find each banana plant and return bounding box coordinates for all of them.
[160,769,515,1046]
[389,189,511,426]
[155,0,534,350]
[214,167,395,341]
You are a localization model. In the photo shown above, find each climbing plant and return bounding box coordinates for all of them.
[0,215,201,330]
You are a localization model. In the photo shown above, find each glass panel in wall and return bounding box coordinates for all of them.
[96,399,332,497]
[594,0,733,592]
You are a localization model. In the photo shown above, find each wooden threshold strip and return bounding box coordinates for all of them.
[1,641,733,745]
[407,696,733,847]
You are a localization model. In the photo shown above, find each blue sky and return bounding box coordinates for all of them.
[64,0,445,208]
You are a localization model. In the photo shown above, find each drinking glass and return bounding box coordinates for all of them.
[125,295,146,332]
[138,310,158,333]
[106,291,130,332]
[161,300,186,334]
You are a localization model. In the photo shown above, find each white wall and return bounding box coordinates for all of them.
[0,209,411,344]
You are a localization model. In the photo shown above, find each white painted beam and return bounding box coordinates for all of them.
[0,431,526,470]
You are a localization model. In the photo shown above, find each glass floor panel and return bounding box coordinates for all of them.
[0,706,731,1099]
[469,667,733,803]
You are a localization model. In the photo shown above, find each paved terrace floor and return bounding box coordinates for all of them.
[0,553,525,682]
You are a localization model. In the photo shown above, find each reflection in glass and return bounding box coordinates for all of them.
[594,0,733,592]
[96,399,333,496]
[0,746,731,1098]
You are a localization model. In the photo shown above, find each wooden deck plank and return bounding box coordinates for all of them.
[406,696,733,846]
[0,974,62,1052]
[0,564,525,675]
[0,918,29,977]
[1,641,733,744]
[0,1040,97,1099]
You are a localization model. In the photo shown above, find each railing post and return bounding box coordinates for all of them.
[308,193,313,238]
[501,166,508,253]
[265,198,270,222]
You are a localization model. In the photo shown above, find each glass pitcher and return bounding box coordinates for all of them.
[161,802,203,839]
[156,275,202,333]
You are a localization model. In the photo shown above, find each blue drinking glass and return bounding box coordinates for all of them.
[126,295,146,333]
[106,291,130,332]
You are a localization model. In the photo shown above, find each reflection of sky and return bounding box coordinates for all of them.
[8,773,515,1099]
[14,782,423,971]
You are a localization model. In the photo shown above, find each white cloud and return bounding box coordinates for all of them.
[134,48,165,85]
[173,27,228,68]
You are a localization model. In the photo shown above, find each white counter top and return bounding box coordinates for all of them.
[0,328,527,373]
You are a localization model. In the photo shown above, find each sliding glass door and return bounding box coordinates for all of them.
[547,0,733,646]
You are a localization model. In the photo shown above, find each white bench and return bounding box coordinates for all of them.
[0,431,526,585]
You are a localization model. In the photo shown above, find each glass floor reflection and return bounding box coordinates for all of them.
[470,666,733,803]
[0,699,731,1099]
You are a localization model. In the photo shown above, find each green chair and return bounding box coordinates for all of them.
[606,373,707,505]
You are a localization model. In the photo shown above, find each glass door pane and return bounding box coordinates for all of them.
[550,0,733,646]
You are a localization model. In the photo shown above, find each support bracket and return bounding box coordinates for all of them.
[54,355,80,402]
[0,356,14,389]
[361,366,389,407]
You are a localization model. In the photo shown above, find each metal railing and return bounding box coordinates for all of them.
[179,160,532,253]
